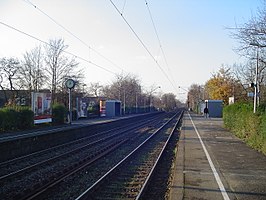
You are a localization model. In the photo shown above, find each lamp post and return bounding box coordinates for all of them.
[136,86,141,114]
[250,42,266,113]
[149,86,161,112]
[179,86,190,109]
[135,90,138,113]
[123,87,126,115]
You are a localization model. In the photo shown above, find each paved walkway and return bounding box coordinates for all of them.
[170,112,266,200]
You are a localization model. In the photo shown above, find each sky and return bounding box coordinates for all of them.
[0,0,263,102]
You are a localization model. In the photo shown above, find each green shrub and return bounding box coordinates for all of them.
[1,108,18,131]
[17,107,34,130]
[223,103,266,155]
[258,103,266,114]
[52,104,66,125]
[259,114,266,154]
[0,106,34,132]
[0,110,3,131]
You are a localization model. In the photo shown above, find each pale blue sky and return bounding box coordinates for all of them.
[0,0,263,101]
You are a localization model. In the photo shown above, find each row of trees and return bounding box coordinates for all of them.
[187,66,245,110]
[86,73,181,112]
[187,2,266,109]
[0,38,83,104]
[0,38,181,112]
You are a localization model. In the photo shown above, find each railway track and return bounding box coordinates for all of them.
[0,113,161,179]
[0,112,177,199]
[75,111,183,200]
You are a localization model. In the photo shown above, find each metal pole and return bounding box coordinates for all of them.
[149,95,152,112]
[254,48,258,113]
[148,86,160,112]
[69,88,72,124]
[123,88,126,115]
[249,42,266,113]
[257,49,260,107]
[135,91,138,113]
[144,98,146,112]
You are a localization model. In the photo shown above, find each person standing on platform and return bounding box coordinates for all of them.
[204,107,209,118]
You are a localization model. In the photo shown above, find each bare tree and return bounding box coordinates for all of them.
[145,84,161,111]
[17,46,45,92]
[230,3,266,58]
[0,57,20,104]
[88,82,103,97]
[232,62,256,101]
[161,93,177,111]
[102,73,142,112]
[230,2,266,102]
[43,38,83,103]
[0,57,19,91]
[187,83,204,110]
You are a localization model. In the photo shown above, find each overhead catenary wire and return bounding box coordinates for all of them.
[22,0,178,93]
[121,0,127,15]
[23,0,125,72]
[109,0,177,93]
[0,21,116,75]
[144,0,178,94]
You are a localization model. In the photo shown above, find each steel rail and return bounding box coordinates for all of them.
[0,113,163,180]
[0,130,127,181]
[136,111,183,199]
[0,112,160,143]
[75,112,180,200]
[0,113,161,166]
[23,140,128,200]
[10,113,168,200]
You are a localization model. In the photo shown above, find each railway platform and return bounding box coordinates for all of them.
[0,116,115,143]
[0,113,147,143]
[169,112,266,200]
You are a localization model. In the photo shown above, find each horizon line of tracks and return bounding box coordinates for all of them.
[0,111,183,200]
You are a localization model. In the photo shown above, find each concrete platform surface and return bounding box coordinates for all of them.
[0,114,139,142]
[169,112,266,200]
